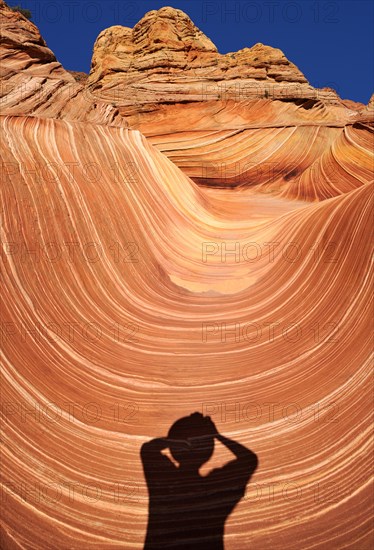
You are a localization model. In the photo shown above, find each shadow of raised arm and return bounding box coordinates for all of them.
[216,432,258,471]
[141,414,259,549]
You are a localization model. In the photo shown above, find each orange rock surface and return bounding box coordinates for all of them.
[85,7,373,197]
[0,0,123,125]
[1,2,373,549]
[88,7,329,105]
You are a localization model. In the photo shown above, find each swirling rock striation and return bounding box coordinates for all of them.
[84,7,373,197]
[0,0,124,125]
[1,3,373,550]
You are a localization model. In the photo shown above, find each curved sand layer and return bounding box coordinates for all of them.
[1,114,373,549]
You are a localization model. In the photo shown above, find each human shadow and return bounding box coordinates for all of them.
[141,412,258,549]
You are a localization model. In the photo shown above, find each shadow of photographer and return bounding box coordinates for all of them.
[141,412,258,549]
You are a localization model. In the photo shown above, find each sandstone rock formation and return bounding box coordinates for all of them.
[68,71,89,84]
[1,2,373,549]
[85,7,373,197]
[88,7,329,105]
[0,0,123,125]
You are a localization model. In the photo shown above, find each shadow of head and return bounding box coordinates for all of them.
[168,412,214,469]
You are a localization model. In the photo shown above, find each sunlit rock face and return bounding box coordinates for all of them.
[0,0,124,125]
[86,6,373,197]
[88,6,325,104]
[1,2,373,550]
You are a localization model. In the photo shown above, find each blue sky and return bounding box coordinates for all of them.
[16,0,374,103]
